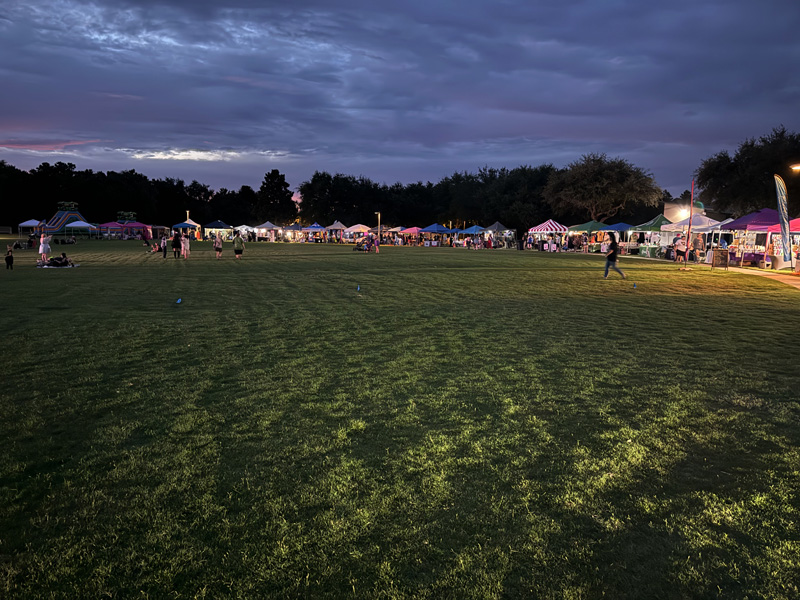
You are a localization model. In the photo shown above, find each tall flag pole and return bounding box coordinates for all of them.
[774,175,792,263]
[686,179,694,253]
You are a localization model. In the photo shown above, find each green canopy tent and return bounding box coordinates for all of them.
[630,214,672,257]
[564,220,606,252]
[631,214,672,232]
[567,220,606,233]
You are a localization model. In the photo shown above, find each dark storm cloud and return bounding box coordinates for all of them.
[1,0,799,194]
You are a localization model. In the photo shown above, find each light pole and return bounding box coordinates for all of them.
[374,211,381,253]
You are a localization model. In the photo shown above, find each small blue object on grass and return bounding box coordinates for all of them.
[176,298,182,304]
[357,285,360,291]
[633,283,636,289]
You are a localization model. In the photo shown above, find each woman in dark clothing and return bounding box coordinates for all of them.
[604,232,627,279]
[171,232,182,258]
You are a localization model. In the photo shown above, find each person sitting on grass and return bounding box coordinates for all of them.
[46,252,74,267]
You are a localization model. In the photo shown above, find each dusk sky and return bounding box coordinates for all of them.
[2,0,799,197]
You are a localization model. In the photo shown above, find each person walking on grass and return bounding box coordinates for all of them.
[5,246,13,270]
[160,234,168,258]
[171,232,181,258]
[181,232,191,259]
[603,232,626,279]
[233,230,245,259]
[213,233,223,259]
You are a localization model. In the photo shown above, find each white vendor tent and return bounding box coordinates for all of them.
[660,214,720,231]
[254,221,281,230]
[65,220,97,230]
[19,219,42,237]
[693,217,734,233]
[344,224,371,233]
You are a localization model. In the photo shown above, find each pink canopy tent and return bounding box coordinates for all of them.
[767,218,800,233]
[400,226,423,234]
[120,221,153,240]
[765,218,800,269]
[528,219,568,233]
[723,208,780,231]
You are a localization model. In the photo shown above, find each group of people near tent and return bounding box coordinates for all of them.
[523,210,799,270]
[16,206,799,271]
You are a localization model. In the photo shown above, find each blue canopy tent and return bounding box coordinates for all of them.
[205,220,232,229]
[419,223,451,247]
[173,221,196,229]
[282,222,303,241]
[601,222,632,232]
[598,222,633,251]
[461,225,486,235]
[205,220,233,241]
[302,222,327,242]
[420,223,451,234]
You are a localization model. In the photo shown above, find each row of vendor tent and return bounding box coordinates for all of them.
[526,209,800,236]
[658,208,800,233]
[279,221,516,236]
[529,216,669,235]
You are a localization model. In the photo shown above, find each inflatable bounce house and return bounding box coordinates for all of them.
[36,202,91,234]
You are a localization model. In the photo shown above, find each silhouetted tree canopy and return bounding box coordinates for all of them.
[695,126,800,218]
[542,153,662,223]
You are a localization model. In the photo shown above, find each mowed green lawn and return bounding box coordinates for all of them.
[1,239,798,599]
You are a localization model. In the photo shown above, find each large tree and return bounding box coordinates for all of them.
[543,153,661,223]
[695,126,800,218]
[298,172,385,225]
[256,169,297,224]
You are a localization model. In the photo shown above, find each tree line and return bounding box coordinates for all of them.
[2,126,798,231]
[0,157,663,232]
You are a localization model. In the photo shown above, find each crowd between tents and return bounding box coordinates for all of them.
[16,208,799,270]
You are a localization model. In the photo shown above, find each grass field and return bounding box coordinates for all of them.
[1,239,799,599]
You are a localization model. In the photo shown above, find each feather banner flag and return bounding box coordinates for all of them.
[774,175,791,262]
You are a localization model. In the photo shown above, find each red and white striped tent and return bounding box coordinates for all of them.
[528,219,568,233]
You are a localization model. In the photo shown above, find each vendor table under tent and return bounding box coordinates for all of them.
[204,220,234,241]
[628,215,673,257]
[483,222,515,248]
[765,218,800,271]
[253,221,281,241]
[173,221,202,239]
[302,223,327,242]
[528,219,568,251]
[714,209,780,267]
[118,221,152,240]
[419,223,452,246]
